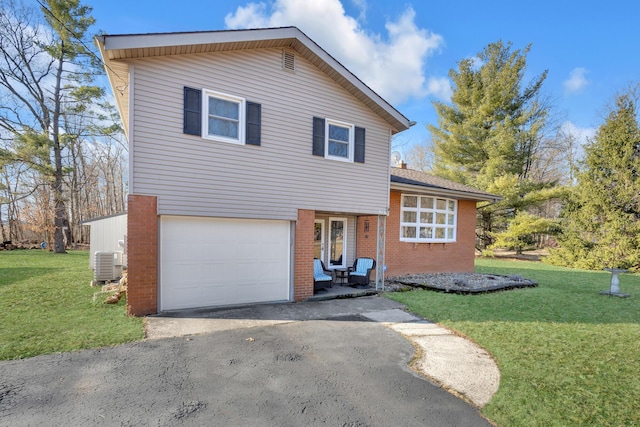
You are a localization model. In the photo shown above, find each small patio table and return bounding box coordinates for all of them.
[333,268,348,285]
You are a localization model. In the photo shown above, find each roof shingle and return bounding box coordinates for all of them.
[390,167,500,201]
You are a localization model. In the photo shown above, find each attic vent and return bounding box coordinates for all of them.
[282,51,295,71]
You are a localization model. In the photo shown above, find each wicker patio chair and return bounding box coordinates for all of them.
[313,258,333,292]
[348,257,376,288]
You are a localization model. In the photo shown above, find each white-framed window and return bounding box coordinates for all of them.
[400,194,457,243]
[325,119,354,162]
[202,89,246,144]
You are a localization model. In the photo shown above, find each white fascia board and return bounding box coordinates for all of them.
[292,30,411,132]
[101,27,299,51]
[100,27,411,132]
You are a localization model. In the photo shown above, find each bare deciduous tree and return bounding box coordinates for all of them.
[0,0,124,250]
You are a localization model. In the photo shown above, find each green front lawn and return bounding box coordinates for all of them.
[387,258,640,427]
[3,251,639,425]
[0,250,143,360]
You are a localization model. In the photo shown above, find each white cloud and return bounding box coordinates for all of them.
[426,77,452,102]
[561,121,595,144]
[563,67,589,94]
[350,0,368,22]
[560,121,596,161]
[224,3,270,28]
[224,0,446,105]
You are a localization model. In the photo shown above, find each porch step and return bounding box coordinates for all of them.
[308,285,379,301]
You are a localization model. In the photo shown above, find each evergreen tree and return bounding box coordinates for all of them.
[489,211,561,254]
[427,40,557,249]
[429,40,548,184]
[547,91,640,270]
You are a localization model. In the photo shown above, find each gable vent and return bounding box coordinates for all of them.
[282,51,295,72]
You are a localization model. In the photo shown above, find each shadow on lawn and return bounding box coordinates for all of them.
[0,267,63,287]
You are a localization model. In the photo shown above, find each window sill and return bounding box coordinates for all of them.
[400,239,457,244]
[324,155,353,163]
[202,134,244,145]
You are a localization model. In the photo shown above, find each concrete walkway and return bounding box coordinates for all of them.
[146,296,500,408]
[361,308,500,408]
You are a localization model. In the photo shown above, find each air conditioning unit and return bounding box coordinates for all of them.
[93,251,122,284]
[113,251,123,279]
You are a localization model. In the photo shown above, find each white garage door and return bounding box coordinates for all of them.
[160,216,291,311]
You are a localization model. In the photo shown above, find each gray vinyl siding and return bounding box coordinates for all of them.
[347,217,356,265]
[127,48,392,220]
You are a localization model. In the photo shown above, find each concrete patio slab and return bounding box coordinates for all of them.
[388,322,454,337]
[145,317,294,339]
[361,308,421,323]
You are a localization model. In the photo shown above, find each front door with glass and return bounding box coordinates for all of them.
[314,217,347,269]
[328,218,346,268]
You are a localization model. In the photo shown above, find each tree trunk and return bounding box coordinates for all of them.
[478,210,494,250]
[0,206,6,243]
[51,47,67,254]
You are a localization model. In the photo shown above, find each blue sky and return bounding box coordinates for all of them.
[88,0,639,158]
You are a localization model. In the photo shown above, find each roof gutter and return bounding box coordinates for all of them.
[390,182,502,203]
[96,27,411,133]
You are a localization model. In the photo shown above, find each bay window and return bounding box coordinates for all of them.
[400,194,457,242]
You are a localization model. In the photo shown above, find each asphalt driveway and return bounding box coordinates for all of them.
[0,311,492,426]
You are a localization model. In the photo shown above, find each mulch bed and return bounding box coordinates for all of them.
[385,273,538,294]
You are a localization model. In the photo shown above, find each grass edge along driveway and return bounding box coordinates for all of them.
[0,250,143,361]
[3,251,639,425]
[387,258,640,427]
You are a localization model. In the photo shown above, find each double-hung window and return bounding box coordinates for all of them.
[312,117,365,163]
[184,87,261,146]
[400,194,457,242]
[326,119,354,161]
[203,90,245,144]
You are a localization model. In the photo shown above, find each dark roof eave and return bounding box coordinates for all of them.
[81,211,128,224]
[390,182,501,202]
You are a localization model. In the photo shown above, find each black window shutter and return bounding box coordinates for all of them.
[183,87,201,135]
[354,126,365,163]
[246,101,261,146]
[312,117,325,156]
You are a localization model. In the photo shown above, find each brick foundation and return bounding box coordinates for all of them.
[124,192,477,312]
[294,209,314,301]
[126,194,158,316]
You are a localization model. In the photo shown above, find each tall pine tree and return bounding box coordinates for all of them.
[429,41,548,185]
[428,40,556,249]
[547,91,640,270]
[0,0,102,252]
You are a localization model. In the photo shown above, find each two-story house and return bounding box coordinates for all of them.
[97,27,411,315]
[97,27,497,316]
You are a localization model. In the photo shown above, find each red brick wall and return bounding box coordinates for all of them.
[294,209,314,301]
[358,191,477,276]
[126,194,158,316]
[354,215,379,279]
[356,216,378,258]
